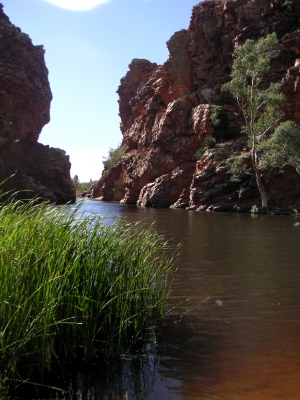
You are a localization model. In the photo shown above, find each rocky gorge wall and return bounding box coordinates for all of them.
[88,0,300,212]
[0,4,75,204]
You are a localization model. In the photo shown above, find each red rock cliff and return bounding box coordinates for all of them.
[89,0,300,212]
[0,4,76,204]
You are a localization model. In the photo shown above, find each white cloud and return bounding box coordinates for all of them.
[41,0,112,11]
[70,149,106,182]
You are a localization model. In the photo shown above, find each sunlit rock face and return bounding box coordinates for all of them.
[0,4,76,204]
[88,0,300,211]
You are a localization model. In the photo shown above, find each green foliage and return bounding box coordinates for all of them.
[222,33,287,207]
[72,176,98,193]
[102,144,125,177]
[195,137,216,160]
[258,120,300,170]
[283,1,293,10]
[211,94,224,105]
[0,200,175,394]
[73,174,79,188]
[204,137,217,149]
[195,148,206,159]
[210,107,223,126]
[210,107,229,140]
[227,156,246,182]
[222,32,284,142]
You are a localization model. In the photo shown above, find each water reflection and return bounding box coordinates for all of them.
[65,356,181,400]
[45,200,300,399]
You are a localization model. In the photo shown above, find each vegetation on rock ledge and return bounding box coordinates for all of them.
[102,144,126,177]
[222,33,300,208]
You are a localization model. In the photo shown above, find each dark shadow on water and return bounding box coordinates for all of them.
[12,312,222,400]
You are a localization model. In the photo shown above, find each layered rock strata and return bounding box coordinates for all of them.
[0,4,75,204]
[88,0,300,212]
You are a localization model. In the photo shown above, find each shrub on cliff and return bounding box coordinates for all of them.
[195,137,216,159]
[283,1,293,10]
[102,144,125,177]
[258,120,300,170]
[222,33,300,208]
[210,107,229,140]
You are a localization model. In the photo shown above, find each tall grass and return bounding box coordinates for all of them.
[0,200,175,395]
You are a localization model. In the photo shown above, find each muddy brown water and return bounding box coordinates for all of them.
[51,200,300,399]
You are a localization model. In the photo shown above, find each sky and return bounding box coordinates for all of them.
[1,0,200,181]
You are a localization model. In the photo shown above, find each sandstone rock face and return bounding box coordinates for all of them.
[90,0,300,212]
[0,4,75,204]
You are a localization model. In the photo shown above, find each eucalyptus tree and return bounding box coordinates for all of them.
[222,33,288,208]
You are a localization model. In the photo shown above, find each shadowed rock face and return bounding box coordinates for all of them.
[87,0,300,212]
[0,4,76,204]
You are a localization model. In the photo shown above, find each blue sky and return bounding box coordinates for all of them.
[2,0,199,181]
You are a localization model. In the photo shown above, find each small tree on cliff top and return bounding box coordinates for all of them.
[222,33,300,208]
[102,144,125,177]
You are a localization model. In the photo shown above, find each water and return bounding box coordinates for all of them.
[65,200,300,399]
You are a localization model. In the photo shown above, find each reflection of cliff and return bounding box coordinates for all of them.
[88,0,300,212]
[0,4,76,204]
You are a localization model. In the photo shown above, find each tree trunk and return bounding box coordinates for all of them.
[252,149,268,208]
[255,169,268,207]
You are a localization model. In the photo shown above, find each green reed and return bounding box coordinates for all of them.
[0,200,175,393]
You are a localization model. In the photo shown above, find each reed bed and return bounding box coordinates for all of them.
[0,200,175,395]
